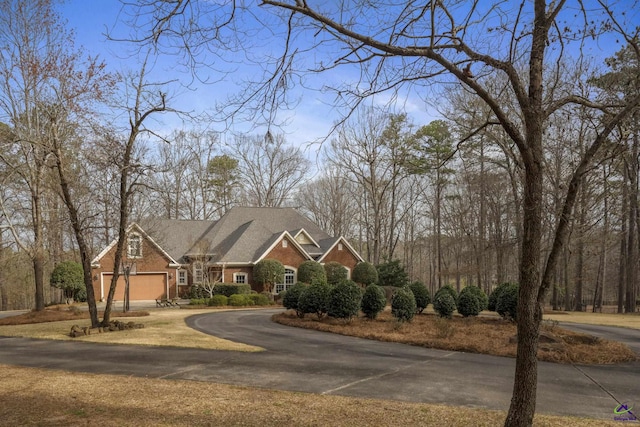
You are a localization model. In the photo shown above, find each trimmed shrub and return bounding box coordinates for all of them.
[352,262,378,287]
[391,286,417,323]
[361,284,387,319]
[464,286,489,311]
[435,284,458,306]
[328,280,362,320]
[208,295,228,306]
[187,285,207,300]
[488,282,514,312]
[496,283,519,320]
[247,293,271,306]
[298,281,332,318]
[253,259,285,293]
[214,283,251,297]
[433,292,456,318]
[282,282,308,314]
[376,259,409,287]
[457,289,481,317]
[324,261,348,286]
[228,294,252,306]
[50,261,85,303]
[298,261,327,285]
[408,281,430,314]
[189,298,206,306]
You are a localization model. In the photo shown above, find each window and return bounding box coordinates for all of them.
[193,263,204,284]
[127,233,142,258]
[275,267,296,294]
[338,242,343,251]
[234,273,247,284]
[178,270,187,286]
[282,239,288,248]
[284,268,295,285]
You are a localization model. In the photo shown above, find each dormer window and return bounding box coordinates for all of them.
[127,233,142,258]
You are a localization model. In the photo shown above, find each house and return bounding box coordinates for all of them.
[90,206,364,301]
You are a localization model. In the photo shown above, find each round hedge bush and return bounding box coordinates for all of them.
[282,282,308,313]
[324,261,348,286]
[361,284,387,319]
[228,294,252,306]
[457,289,481,317]
[208,295,228,306]
[391,286,417,323]
[496,283,519,320]
[327,280,362,320]
[248,293,271,306]
[352,262,378,287]
[298,281,332,318]
[297,261,327,285]
[433,292,456,318]
[464,286,489,311]
[408,281,430,314]
[435,284,458,306]
[488,282,514,312]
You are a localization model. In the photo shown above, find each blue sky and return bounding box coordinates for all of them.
[56,0,638,156]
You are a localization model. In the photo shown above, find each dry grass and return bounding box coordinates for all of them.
[0,306,261,352]
[273,311,637,364]
[0,364,622,427]
[544,310,640,329]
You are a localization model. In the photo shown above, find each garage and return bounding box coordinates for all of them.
[101,273,167,301]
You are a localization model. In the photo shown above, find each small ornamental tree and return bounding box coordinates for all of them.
[352,261,378,287]
[361,284,387,319]
[408,281,430,314]
[327,280,362,320]
[50,261,85,303]
[433,292,456,318]
[324,261,348,286]
[376,259,409,287]
[298,281,332,318]
[253,259,285,293]
[282,282,308,317]
[457,288,481,317]
[297,261,327,285]
[391,286,417,322]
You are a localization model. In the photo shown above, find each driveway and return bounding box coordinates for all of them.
[0,309,638,422]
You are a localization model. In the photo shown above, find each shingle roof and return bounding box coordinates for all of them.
[146,207,336,264]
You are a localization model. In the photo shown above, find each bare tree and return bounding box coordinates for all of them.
[101,54,173,325]
[229,133,310,207]
[131,2,640,425]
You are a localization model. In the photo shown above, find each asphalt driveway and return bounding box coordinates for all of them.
[0,308,638,421]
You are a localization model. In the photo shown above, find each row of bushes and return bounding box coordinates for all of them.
[189,293,272,307]
[186,283,252,299]
[282,280,434,323]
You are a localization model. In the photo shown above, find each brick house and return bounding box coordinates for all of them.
[91,207,364,301]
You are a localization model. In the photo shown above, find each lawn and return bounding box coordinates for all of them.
[0,364,624,427]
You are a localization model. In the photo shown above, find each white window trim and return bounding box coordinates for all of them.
[274,266,297,294]
[193,262,204,284]
[127,233,142,258]
[282,239,288,248]
[178,270,187,286]
[233,272,247,284]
